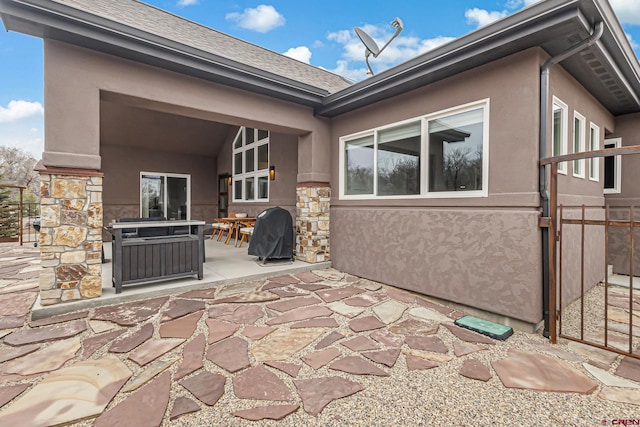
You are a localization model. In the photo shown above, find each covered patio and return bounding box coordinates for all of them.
[31,236,329,319]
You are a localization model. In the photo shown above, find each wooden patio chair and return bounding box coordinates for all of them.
[236,219,255,248]
[213,212,236,242]
[210,218,226,240]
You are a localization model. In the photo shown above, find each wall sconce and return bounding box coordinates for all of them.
[227,176,232,186]
[269,165,276,181]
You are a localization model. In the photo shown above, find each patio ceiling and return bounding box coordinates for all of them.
[100,99,236,157]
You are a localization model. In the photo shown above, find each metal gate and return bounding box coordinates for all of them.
[541,145,640,360]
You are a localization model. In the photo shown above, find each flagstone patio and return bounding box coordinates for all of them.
[0,242,639,426]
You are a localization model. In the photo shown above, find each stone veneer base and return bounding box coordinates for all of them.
[38,168,103,305]
[296,184,330,264]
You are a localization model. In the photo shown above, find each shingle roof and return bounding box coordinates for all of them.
[50,0,352,94]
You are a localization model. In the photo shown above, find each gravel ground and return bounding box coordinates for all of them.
[62,273,640,427]
[1,250,638,427]
[561,281,640,352]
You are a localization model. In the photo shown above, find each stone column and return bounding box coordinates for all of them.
[295,183,330,263]
[39,168,103,305]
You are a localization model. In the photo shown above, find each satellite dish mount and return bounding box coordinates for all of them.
[354,17,403,76]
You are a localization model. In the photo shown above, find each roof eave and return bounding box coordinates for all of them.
[318,0,640,117]
[0,0,330,107]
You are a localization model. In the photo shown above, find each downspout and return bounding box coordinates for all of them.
[540,21,604,338]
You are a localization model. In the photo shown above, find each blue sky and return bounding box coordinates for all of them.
[1,0,640,159]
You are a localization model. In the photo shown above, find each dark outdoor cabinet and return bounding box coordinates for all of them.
[109,220,204,293]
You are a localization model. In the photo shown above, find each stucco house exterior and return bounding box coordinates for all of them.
[1,0,638,332]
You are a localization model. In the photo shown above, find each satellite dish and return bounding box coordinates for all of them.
[354,17,403,76]
[355,27,380,57]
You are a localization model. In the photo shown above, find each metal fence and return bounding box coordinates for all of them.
[0,196,39,245]
[541,144,640,360]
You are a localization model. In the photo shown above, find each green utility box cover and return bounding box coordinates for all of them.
[454,315,513,341]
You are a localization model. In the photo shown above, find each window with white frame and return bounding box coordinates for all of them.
[140,172,190,220]
[573,112,586,178]
[340,100,489,199]
[232,127,269,202]
[589,123,600,181]
[604,138,621,194]
[552,97,568,174]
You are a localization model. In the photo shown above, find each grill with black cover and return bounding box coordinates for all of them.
[248,206,293,262]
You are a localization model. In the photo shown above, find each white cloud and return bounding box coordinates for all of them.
[610,0,640,25]
[465,8,509,28]
[0,119,45,159]
[1,136,43,159]
[506,0,541,9]
[177,0,198,6]
[0,100,43,123]
[327,24,454,80]
[225,5,285,33]
[283,46,312,64]
[627,33,639,49]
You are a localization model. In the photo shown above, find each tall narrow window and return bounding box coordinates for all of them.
[573,112,585,178]
[589,123,600,181]
[232,127,269,202]
[604,138,621,194]
[552,97,568,174]
[344,135,374,195]
[140,172,190,219]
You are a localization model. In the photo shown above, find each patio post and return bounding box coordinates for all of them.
[296,183,330,263]
[38,167,104,305]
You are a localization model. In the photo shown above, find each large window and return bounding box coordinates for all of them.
[340,100,489,199]
[140,172,190,219]
[604,138,621,194]
[589,123,600,181]
[552,97,568,174]
[573,112,585,178]
[233,127,269,202]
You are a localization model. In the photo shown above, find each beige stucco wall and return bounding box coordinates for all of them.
[100,144,217,226]
[329,49,544,323]
[218,131,299,220]
[549,58,615,206]
[43,39,621,323]
[547,53,612,306]
[331,48,543,209]
[43,40,332,183]
[329,48,612,324]
[607,112,640,205]
[605,112,640,275]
